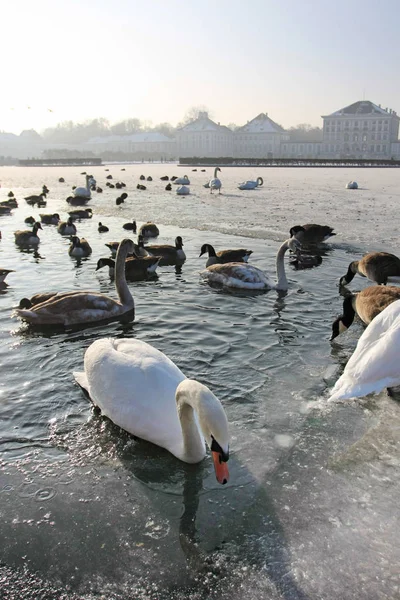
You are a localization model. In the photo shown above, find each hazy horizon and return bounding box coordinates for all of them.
[2,0,399,135]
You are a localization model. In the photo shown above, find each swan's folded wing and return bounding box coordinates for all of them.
[73,371,90,393]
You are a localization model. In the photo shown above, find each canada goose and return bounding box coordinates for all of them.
[116,196,124,206]
[147,176,152,181]
[137,235,186,266]
[136,184,146,191]
[14,222,42,246]
[98,222,109,233]
[24,192,46,206]
[14,239,136,327]
[340,251,400,286]
[331,286,400,340]
[57,217,77,236]
[165,183,172,191]
[24,216,36,224]
[42,185,49,195]
[200,238,300,291]
[0,268,14,284]
[7,191,14,197]
[73,338,230,483]
[138,222,159,238]
[96,255,160,281]
[328,299,400,402]
[96,187,103,193]
[160,175,169,181]
[68,208,93,220]
[199,244,253,267]
[40,213,60,225]
[115,182,122,189]
[0,206,12,215]
[289,224,336,245]
[68,236,92,258]
[123,220,137,232]
[106,175,113,180]
[1,198,18,208]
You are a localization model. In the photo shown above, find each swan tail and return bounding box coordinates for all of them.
[73,370,90,393]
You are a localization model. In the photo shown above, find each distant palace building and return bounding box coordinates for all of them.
[176,112,233,158]
[233,113,289,158]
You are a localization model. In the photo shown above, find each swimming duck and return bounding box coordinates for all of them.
[199,244,253,267]
[331,285,400,340]
[14,222,42,246]
[14,239,136,327]
[98,222,109,233]
[40,213,60,225]
[200,238,300,290]
[122,220,137,232]
[328,299,400,401]
[340,251,400,286]
[73,338,230,484]
[57,217,77,236]
[68,208,93,220]
[24,216,36,225]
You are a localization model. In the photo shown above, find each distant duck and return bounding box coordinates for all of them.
[0,268,14,284]
[120,192,128,201]
[14,239,135,328]
[137,235,186,266]
[72,175,91,202]
[123,219,137,232]
[68,236,92,258]
[289,224,336,245]
[24,192,47,206]
[200,238,300,291]
[328,299,400,402]
[8,191,14,197]
[201,169,206,172]
[0,206,12,215]
[238,177,263,190]
[96,255,160,281]
[138,221,159,238]
[192,169,197,172]
[140,175,145,180]
[1,198,18,208]
[24,216,36,224]
[339,251,400,286]
[147,176,153,181]
[98,222,109,233]
[108,183,115,189]
[40,213,60,225]
[209,167,222,194]
[165,183,172,191]
[68,208,93,220]
[330,285,400,340]
[96,187,103,193]
[137,184,147,191]
[170,176,178,181]
[199,244,253,267]
[174,175,190,185]
[176,185,190,195]
[14,222,42,246]
[106,175,113,180]
[160,175,169,181]
[116,196,124,205]
[346,181,358,189]
[58,177,65,183]
[58,217,77,236]
[115,182,123,189]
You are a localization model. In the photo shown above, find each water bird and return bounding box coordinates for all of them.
[24,192,47,206]
[331,285,400,340]
[289,250,323,270]
[96,187,103,193]
[116,196,124,205]
[199,244,253,267]
[72,175,91,202]
[176,185,190,195]
[209,167,222,194]
[57,217,77,236]
[68,208,92,220]
[123,219,137,232]
[68,236,92,258]
[73,338,230,484]
[136,184,146,191]
[289,224,336,245]
[238,177,263,191]
[340,252,400,286]
[8,191,14,197]
[1,198,18,208]
[58,177,65,183]
[170,176,178,181]
[174,175,190,185]
[98,222,109,233]
[106,175,113,180]
[14,222,42,246]
[139,175,145,180]
[0,268,14,284]
[24,216,36,224]
[40,213,60,225]
[147,176,152,181]
[200,238,300,290]
[328,299,400,402]
[14,239,136,327]
[136,235,186,266]
[160,175,169,181]
[165,183,172,191]
[0,206,12,215]
[96,255,160,281]
[346,181,358,189]
[138,222,159,237]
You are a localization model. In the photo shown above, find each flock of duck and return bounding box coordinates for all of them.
[1,172,400,486]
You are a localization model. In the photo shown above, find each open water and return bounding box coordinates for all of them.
[0,165,399,599]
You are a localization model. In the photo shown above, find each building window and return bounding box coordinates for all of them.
[383,145,387,152]
[353,134,359,142]
[362,134,367,142]
[377,145,381,151]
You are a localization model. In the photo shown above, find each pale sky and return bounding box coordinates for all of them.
[1,0,399,134]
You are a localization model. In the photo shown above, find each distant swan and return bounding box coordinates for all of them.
[201,238,300,290]
[176,185,190,195]
[328,299,400,402]
[238,177,263,190]
[174,175,190,185]
[209,167,222,194]
[346,181,358,189]
[14,238,136,327]
[73,175,91,201]
[73,338,230,483]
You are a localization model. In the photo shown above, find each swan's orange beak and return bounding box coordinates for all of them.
[212,451,229,485]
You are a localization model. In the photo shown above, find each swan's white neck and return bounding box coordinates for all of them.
[115,241,134,308]
[275,239,290,290]
[214,167,219,178]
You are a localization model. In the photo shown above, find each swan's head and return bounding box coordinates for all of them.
[176,379,230,485]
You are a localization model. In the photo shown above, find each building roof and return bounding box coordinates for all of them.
[236,113,285,134]
[323,100,398,118]
[178,112,232,134]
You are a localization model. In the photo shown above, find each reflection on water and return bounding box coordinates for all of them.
[0,165,399,599]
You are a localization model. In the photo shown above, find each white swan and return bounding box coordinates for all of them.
[346,181,358,189]
[328,299,400,402]
[174,175,190,185]
[200,238,300,290]
[176,185,190,195]
[13,238,135,327]
[209,167,222,194]
[73,338,230,484]
[238,177,263,191]
[74,175,92,199]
